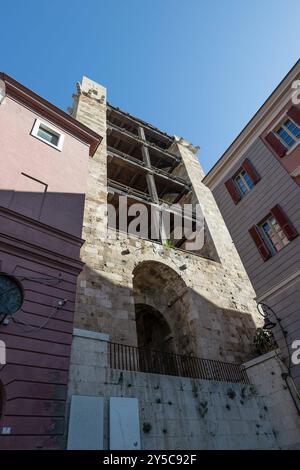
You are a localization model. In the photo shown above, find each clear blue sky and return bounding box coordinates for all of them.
[1,0,299,172]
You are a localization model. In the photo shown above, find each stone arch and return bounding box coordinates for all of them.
[135,303,175,353]
[132,260,196,356]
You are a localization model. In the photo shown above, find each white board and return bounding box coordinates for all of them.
[109,397,141,450]
[67,395,104,450]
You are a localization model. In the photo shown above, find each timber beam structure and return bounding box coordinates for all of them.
[107,103,173,146]
[107,147,190,188]
[106,101,196,248]
[107,122,180,163]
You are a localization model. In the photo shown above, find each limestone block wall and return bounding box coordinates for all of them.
[67,330,300,450]
[75,230,260,362]
[244,350,300,449]
[71,77,262,364]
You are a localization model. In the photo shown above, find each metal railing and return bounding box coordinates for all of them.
[108,342,249,384]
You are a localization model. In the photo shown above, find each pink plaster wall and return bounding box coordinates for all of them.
[0,96,90,237]
[0,240,79,449]
[0,93,90,449]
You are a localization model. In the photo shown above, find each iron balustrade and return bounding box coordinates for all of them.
[108,342,249,384]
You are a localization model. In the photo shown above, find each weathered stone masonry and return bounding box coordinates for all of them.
[66,76,300,451]
[70,76,262,363]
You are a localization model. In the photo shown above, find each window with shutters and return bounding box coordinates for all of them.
[225,158,260,203]
[249,205,298,261]
[234,169,255,197]
[259,215,290,255]
[275,118,300,150]
[265,106,300,158]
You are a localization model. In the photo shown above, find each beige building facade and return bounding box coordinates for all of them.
[203,60,300,391]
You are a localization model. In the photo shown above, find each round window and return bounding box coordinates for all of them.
[0,274,23,317]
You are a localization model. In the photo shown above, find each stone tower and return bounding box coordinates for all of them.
[65,77,300,452]
[69,76,261,364]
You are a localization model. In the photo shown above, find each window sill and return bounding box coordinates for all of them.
[262,237,295,262]
[286,139,300,156]
[30,118,64,152]
[31,133,62,152]
[236,185,257,205]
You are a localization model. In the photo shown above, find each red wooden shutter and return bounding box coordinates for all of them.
[270,204,298,241]
[265,132,287,158]
[225,178,241,204]
[242,158,261,185]
[249,225,271,261]
[287,105,300,126]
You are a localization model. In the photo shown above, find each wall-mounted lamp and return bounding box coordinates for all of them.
[262,317,277,330]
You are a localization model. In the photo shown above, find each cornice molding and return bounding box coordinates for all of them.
[255,269,300,303]
[0,205,85,247]
[0,234,84,274]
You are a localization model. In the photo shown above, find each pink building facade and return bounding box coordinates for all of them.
[262,101,300,186]
[0,73,101,449]
[203,60,300,391]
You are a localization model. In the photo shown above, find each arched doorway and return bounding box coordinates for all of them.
[133,261,196,358]
[135,304,174,353]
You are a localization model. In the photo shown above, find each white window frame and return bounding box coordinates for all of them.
[258,215,289,256]
[274,116,300,153]
[31,119,64,151]
[233,169,254,197]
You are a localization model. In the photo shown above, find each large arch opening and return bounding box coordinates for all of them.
[135,303,175,353]
[132,260,196,357]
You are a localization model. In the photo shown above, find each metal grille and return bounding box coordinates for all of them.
[108,342,249,384]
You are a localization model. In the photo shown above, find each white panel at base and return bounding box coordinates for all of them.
[109,397,141,450]
[67,395,104,450]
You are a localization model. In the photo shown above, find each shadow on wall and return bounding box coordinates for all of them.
[0,190,86,238]
[75,261,259,365]
[0,189,260,365]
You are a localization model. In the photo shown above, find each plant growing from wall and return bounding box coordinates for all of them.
[252,328,277,356]
[163,239,174,249]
